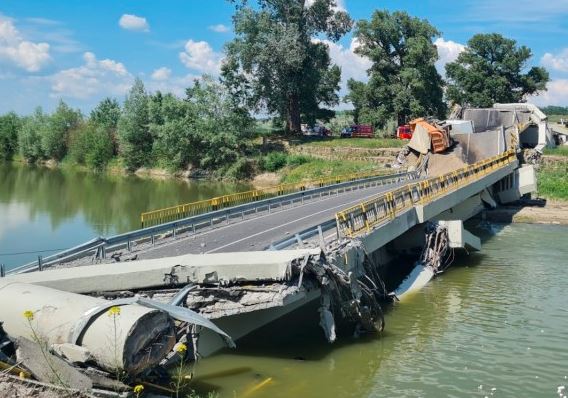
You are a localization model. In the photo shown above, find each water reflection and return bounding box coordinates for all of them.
[0,162,249,268]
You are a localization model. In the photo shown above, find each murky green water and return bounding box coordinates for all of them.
[194,223,568,398]
[0,163,249,269]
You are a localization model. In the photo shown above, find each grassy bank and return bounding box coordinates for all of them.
[297,137,404,149]
[543,146,568,157]
[280,158,381,183]
[537,167,568,201]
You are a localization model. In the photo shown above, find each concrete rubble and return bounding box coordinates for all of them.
[1,248,386,396]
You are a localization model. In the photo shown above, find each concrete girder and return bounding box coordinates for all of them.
[4,249,321,294]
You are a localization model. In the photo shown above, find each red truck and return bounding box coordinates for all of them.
[397,124,412,140]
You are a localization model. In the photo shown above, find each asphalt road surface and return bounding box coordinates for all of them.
[137,179,411,259]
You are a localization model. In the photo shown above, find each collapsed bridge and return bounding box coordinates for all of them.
[0,103,550,395]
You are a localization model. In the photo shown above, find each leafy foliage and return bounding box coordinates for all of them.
[223,0,352,133]
[346,10,446,127]
[18,108,48,163]
[41,101,82,161]
[445,33,550,107]
[541,106,568,116]
[117,78,152,171]
[0,112,21,160]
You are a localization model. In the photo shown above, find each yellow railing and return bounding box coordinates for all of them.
[335,150,517,238]
[140,169,395,228]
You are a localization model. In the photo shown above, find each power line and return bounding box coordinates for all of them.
[0,248,68,256]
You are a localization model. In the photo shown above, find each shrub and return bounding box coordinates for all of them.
[261,152,287,172]
[0,112,21,160]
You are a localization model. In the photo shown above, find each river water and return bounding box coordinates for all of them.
[1,164,567,398]
[0,163,249,269]
[193,223,568,398]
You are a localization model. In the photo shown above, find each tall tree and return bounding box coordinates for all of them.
[346,10,446,128]
[19,108,47,163]
[90,98,121,130]
[117,78,151,171]
[90,97,121,155]
[43,100,82,160]
[0,112,21,160]
[445,33,549,107]
[223,0,352,134]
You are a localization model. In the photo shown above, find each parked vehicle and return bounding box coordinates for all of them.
[351,124,374,138]
[396,124,412,140]
[340,126,353,138]
[302,123,331,137]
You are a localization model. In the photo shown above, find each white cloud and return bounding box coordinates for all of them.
[317,38,370,92]
[179,40,223,74]
[151,67,172,81]
[0,16,51,72]
[119,14,149,32]
[541,49,568,73]
[50,51,132,99]
[434,38,465,75]
[529,79,568,106]
[208,24,230,33]
[146,73,199,97]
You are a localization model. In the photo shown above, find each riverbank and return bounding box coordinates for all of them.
[484,200,568,225]
[6,137,400,186]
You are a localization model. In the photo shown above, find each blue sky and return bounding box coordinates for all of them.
[1,0,567,114]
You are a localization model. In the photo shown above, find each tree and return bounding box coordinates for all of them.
[186,76,253,169]
[90,98,121,130]
[0,112,21,160]
[445,33,550,107]
[90,97,121,155]
[19,108,47,163]
[117,78,151,171]
[223,0,352,134]
[346,10,446,128]
[43,100,82,160]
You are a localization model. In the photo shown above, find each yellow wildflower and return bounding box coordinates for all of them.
[19,371,26,379]
[23,310,34,321]
[107,306,121,317]
[175,343,187,354]
[133,384,144,395]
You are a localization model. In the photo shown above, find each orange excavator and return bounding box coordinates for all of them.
[408,118,452,153]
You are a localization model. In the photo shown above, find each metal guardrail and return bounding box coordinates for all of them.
[6,171,410,275]
[140,169,397,228]
[336,150,518,238]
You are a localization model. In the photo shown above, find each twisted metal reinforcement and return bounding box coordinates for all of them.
[140,169,394,228]
[335,149,517,238]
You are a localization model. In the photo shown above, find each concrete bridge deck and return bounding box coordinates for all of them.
[119,178,415,259]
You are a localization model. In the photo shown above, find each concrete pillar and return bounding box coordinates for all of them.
[0,282,175,375]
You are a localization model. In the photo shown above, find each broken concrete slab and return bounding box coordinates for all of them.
[4,249,321,294]
[51,343,91,364]
[15,337,93,390]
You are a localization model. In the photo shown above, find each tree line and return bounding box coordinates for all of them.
[0,0,552,174]
[0,77,253,176]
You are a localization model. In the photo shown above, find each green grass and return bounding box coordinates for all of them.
[543,146,568,157]
[537,167,568,200]
[280,158,381,184]
[547,114,565,124]
[298,137,404,149]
